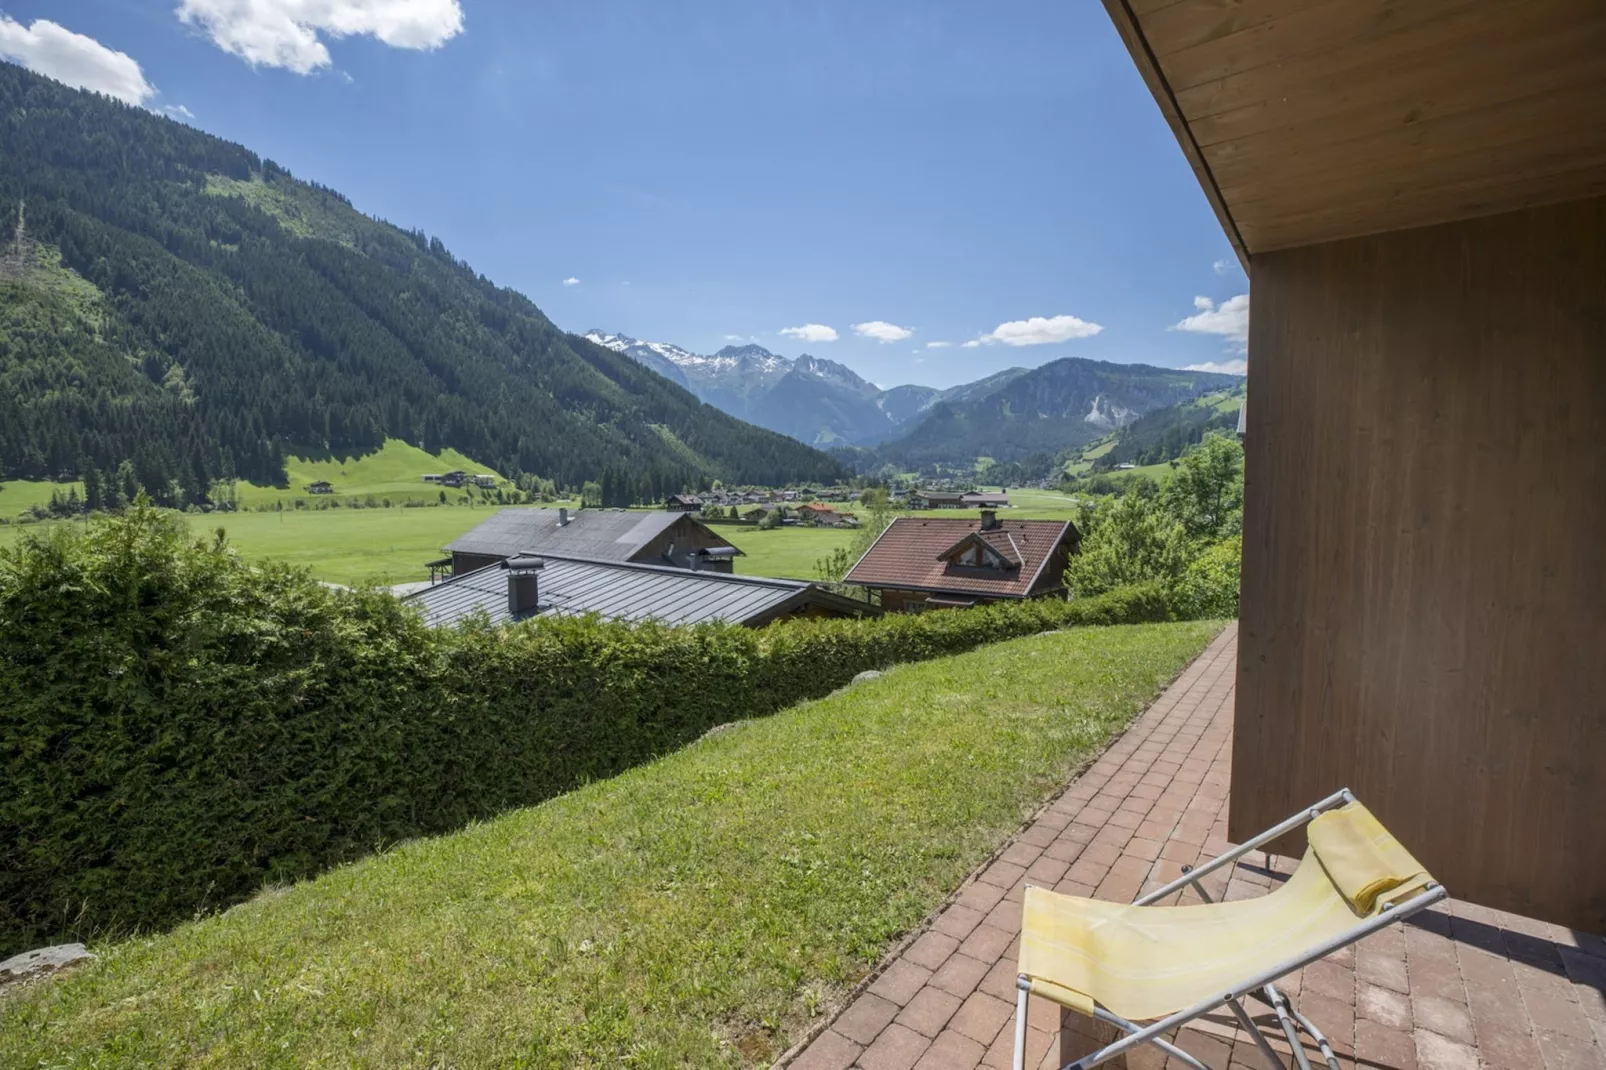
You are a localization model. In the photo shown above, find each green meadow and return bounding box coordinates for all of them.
[1,477,1085,588]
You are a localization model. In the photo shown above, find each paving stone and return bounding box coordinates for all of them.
[1534,1028,1604,1070]
[859,1023,932,1070]
[931,953,992,1000]
[788,1029,860,1070]
[957,924,1015,965]
[1414,1027,1479,1070]
[1474,1020,1544,1069]
[905,931,960,972]
[933,903,986,941]
[833,992,900,1046]
[1356,1017,1418,1069]
[949,991,1016,1046]
[1411,994,1475,1044]
[912,1029,986,1070]
[896,986,963,1038]
[870,960,935,1006]
[1358,981,1414,1030]
[1304,958,1356,1006]
[1357,947,1411,993]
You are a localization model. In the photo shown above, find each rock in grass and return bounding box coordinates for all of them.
[699,721,748,742]
[852,670,884,684]
[0,944,94,984]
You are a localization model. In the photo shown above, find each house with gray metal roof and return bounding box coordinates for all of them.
[442,507,740,577]
[407,554,878,629]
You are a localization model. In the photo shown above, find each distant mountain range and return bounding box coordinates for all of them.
[585,330,1242,470]
[584,330,1023,447]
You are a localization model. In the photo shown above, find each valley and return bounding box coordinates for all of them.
[586,329,1242,469]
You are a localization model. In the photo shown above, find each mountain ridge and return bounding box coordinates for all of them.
[0,62,845,502]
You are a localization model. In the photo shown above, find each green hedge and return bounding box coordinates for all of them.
[0,511,1180,952]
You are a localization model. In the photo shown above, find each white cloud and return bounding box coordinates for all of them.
[1183,359,1248,376]
[561,277,580,287]
[0,17,156,105]
[973,314,1103,347]
[1212,258,1234,275]
[163,103,196,119]
[1172,294,1249,350]
[961,340,982,348]
[852,320,913,344]
[176,0,465,75]
[924,341,952,349]
[779,323,838,343]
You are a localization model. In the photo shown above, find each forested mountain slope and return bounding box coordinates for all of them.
[848,357,1241,471]
[0,63,844,503]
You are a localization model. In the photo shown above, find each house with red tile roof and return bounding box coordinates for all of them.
[843,510,1080,612]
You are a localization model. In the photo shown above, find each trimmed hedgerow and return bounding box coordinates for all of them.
[0,509,1181,952]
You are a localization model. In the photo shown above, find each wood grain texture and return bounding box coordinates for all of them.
[1106,0,1606,253]
[1231,197,1606,933]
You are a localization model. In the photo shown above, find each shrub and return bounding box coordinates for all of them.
[1171,535,1241,620]
[0,511,1187,952]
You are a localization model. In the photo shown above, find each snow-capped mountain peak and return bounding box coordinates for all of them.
[584,330,705,368]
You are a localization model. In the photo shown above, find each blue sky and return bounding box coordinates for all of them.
[0,1,1249,389]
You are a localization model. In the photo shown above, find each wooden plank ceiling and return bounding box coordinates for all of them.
[1103,0,1606,259]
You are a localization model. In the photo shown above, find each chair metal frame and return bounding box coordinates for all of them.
[1011,788,1448,1070]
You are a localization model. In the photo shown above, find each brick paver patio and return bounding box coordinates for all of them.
[785,623,1606,1070]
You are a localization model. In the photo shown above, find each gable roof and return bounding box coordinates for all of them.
[445,509,736,562]
[408,554,877,629]
[937,529,1024,569]
[844,517,1078,599]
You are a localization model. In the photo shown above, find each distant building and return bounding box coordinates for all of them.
[440,507,740,577]
[665,493,704,511]
[912,491,966,509]
[408,554,879,629]
[471,474,497,488]
[961,491,1010,508]
[844,511,1080,613]
[306,481,334,495]
[439,470,468,488]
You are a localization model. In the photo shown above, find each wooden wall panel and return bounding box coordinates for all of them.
[1232,196,1606,933]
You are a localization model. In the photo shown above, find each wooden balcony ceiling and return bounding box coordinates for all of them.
[1103,0,1606,260]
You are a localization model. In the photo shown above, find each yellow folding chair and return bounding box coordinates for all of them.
[1012,790,1446,1070]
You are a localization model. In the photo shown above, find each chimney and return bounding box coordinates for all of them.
[505,555,544,616]
[558,507,569,527]
[689,549,702,572]
[980,509,1000,531]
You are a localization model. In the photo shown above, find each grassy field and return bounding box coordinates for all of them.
[0,440,501,519]
[0,495,1083,587]
[233,439,504,507]
[719,523,858,580]
[0,621,1221,1068]
[0,478,85,516]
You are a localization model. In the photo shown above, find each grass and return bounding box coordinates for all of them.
[0,620,1222,1068]
[720,523,858,580]
[195,506,513,586]
[232,438,505,508]
[0,479,84,516]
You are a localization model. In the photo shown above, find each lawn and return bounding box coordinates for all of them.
[0,440,502,519]
[719,523,858,580]
[0,621,1222,1068]
[0,478,84,517]
[232,438,505,508]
